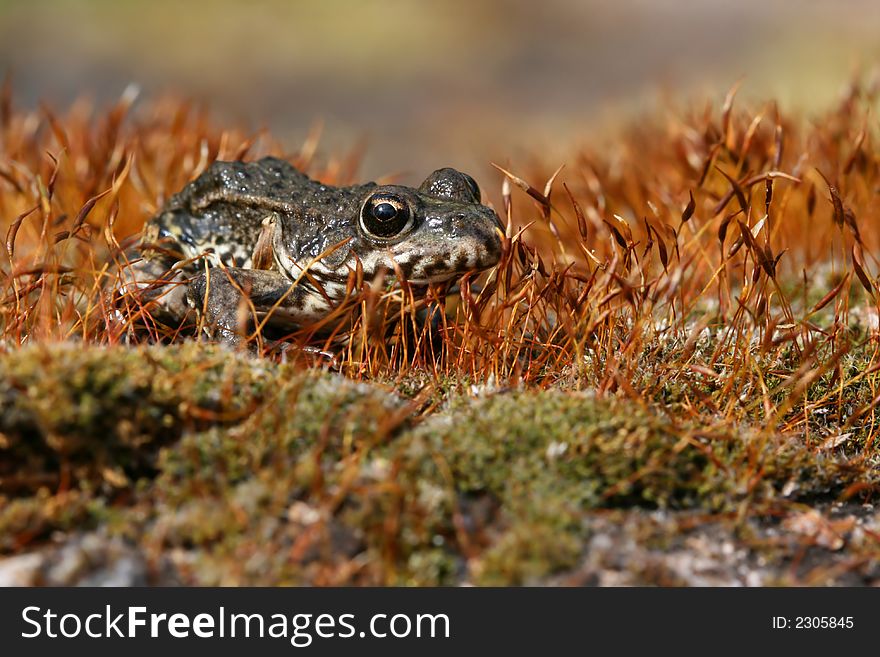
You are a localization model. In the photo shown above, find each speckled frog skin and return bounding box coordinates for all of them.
[125,157,503,343]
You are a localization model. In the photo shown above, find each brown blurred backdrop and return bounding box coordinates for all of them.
[2,0,879,184]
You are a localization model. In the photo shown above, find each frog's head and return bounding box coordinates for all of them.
[351,168,503,285]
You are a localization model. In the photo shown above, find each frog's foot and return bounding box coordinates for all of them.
[185,267,319,347]
[111,256,191,332]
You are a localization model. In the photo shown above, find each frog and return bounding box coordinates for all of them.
[120,156,504,345]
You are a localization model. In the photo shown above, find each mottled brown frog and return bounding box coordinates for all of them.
[121,157,503,344]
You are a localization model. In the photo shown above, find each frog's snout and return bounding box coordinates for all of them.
[441,207,504,275]
[469,207,504,267]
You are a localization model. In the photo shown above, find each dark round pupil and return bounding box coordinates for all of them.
[361,194,411,238]
[373,202,397,221]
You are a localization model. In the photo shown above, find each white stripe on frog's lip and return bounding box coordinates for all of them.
[406,278,449,286]
[347,250,390,278]
[405,271,468,285]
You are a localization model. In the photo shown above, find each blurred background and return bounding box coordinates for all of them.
[2,0,880,184]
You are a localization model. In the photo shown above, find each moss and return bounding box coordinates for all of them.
[408,390,723,510]
[4,343,874,583]
[145,369,414,584]
[4,86,880,585]
[0,343,273,493]
[0,489,106,551]
[474,522,583,585]
[389,391,691,581]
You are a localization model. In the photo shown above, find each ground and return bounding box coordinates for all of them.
[1,81,880,585]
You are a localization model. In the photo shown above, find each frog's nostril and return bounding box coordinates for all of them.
[451,212,472,230]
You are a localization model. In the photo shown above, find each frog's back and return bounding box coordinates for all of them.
[170,157,311,213]
[147,157,314,268]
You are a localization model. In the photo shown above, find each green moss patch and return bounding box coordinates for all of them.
[1,344,877,585]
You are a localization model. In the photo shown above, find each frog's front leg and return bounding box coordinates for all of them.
[185,267,325,346]
[110,255,194,341]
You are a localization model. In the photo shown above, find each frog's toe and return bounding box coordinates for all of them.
[185,272,247,346]
[111,256,193,332]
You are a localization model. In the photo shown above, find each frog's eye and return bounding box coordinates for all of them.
[360,194,413,239]
[462,173,481,203]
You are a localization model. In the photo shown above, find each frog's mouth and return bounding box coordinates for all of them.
[393,247,501,286]
[405,274,459,286]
